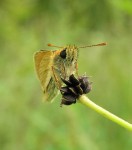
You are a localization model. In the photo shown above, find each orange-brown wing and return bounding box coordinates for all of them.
[34,50,59,102]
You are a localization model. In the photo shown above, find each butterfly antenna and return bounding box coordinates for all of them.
[79,42,107,48]
[47,43,63,48]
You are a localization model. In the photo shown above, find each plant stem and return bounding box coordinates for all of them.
[79,95,132,131]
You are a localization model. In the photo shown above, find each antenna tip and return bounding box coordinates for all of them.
[98,42,107,46]
[47,43,52,46]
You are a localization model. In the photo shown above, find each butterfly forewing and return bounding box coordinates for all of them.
[34,50,59,102]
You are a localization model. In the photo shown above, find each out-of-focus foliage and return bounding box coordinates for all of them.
[0,0,132,150]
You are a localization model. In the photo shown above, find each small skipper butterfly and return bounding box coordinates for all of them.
[34,42,106,102]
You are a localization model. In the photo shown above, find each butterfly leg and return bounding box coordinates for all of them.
[75,62,79,77]
[51,66,61,90]
[61,62,67,79]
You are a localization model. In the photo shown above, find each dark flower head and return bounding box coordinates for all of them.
[60,74,92,106]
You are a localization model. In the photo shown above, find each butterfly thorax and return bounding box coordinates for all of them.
[53,45,78,80]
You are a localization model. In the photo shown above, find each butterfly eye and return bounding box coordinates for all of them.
[60,48,66,59]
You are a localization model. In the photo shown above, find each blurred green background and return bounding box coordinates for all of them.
[0,0,132,150]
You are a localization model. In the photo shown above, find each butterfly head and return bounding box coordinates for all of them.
[59,45,78,64]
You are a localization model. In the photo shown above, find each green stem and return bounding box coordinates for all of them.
[79,95,132,131]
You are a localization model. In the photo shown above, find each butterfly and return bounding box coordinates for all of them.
[34,43,106,102]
